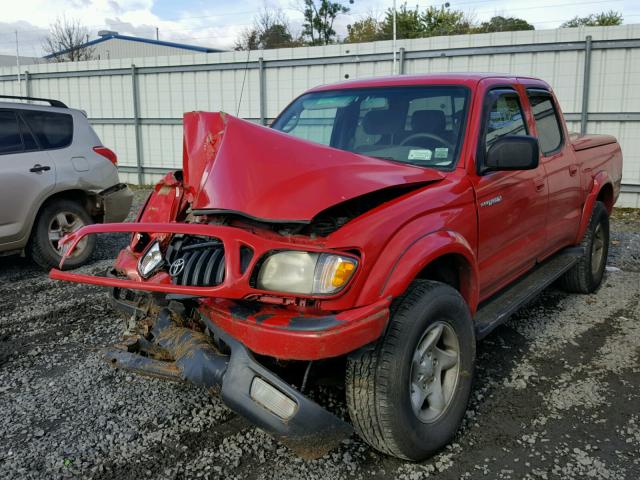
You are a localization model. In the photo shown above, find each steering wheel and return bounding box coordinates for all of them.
[400,133,455,151]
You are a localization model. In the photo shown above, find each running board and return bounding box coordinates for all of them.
[474,247,583,339]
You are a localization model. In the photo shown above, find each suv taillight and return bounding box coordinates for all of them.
[93,146,117,165]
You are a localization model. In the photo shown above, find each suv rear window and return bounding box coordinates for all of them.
[21,110,73,149]
[0,110,23,154]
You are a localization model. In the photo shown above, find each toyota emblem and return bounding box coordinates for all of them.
[169,257,186,277]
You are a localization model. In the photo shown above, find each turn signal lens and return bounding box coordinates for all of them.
[314,254,357,293]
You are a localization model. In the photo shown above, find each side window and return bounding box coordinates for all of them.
[527,92,563,155]
[21,110,73,149]
[485,92,527,152]
[18,115,39,151]
[0,110,24,155]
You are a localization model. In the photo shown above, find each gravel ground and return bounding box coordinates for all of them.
[1,193,639,480]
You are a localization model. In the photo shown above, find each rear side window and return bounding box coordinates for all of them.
[485,92,527,152]
[21,110,73,149]
[528,92,563,155]
[0,110,23,154]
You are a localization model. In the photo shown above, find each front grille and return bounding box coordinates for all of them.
[164,235,254,287]
[165,236,225,287]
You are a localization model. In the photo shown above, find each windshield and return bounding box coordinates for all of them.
[271,86,469,169]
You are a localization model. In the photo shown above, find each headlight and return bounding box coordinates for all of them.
[256,251,357,295]
[138,241,164,278]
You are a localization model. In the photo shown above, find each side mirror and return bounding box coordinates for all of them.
[484,136,539,172]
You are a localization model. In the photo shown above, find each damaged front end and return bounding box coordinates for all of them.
[106,301,353,459]
[50,112,442,457]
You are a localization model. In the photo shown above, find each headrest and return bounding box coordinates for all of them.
[362,109,403,136]
[411,109,446,133]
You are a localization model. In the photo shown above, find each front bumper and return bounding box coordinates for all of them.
[51,221,391,360]
[105,305,353,458]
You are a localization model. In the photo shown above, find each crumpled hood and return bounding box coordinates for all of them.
[183,112,444,222]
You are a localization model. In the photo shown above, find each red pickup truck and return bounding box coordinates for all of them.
[52,73,622,460]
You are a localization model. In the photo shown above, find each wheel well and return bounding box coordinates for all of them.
[597,183,614,213]
[38,190,101,221]
[416,253,473,304]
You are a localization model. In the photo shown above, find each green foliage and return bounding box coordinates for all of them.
[379,3,426,40]
[421,5,474,36]
[346,17,382,43]
[561,10,623,28]
[474,16,534,33]
[302,0,351,45]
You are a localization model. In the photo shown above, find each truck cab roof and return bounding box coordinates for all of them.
[308,73,551,92]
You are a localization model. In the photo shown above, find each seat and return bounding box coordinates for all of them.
[354,109,405,154]
[410,109,448,139]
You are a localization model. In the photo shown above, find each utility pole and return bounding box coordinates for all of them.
[156,27,159,41]
[15,30,21,96]
[392,0,397,74]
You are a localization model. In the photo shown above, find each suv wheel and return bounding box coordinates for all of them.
[345,280,475,460]
[29,199,96,269]
[559,201,609,293]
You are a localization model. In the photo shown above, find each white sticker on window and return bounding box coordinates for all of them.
[434,147,449,159]
[408,149,432,161]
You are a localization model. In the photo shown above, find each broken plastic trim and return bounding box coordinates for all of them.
[104,306,353,458]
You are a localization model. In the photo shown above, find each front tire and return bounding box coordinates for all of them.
[559,201,609,293]
[345,280,475,460]
[29,199,96,270]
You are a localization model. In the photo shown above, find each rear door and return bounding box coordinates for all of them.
[525,88,582,254]
[472,86,548,298]
[0,109,56,244]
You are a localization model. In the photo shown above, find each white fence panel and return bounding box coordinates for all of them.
[1,24,639,205]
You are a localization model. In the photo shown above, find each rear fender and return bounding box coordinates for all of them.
[575,171,610,244]
[359,230,479,313]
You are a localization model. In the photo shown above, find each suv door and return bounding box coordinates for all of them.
[0,109,56,245]
[472,87,548,298]
[526,89,582,254]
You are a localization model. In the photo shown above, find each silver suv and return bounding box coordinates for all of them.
[0,95,133,269]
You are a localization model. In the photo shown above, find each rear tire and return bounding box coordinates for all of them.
[29,199,96,270]
[559,201,609,293]
[345,280,475,460]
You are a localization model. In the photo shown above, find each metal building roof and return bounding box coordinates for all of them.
[44,32,225,58]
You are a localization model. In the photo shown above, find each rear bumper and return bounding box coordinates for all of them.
[99,183,133,223]
[105,306,353,458]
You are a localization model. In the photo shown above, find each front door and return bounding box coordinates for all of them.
[0,109,55,244]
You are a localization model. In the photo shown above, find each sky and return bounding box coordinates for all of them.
[0,0,638,57]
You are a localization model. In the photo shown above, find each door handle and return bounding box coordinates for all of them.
[534,178,545,192]
[569,165,579,176]
[30,164,51,173]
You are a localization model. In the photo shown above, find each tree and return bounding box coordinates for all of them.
[474,15,534,33]
[561,10,623,28]
[234,7,299,50]
[42,17,94,62]
[379,3,424,40]
[346,17,382,43]
[421,5,474,36]
[378,3,473,40]
[302,0,350,45]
